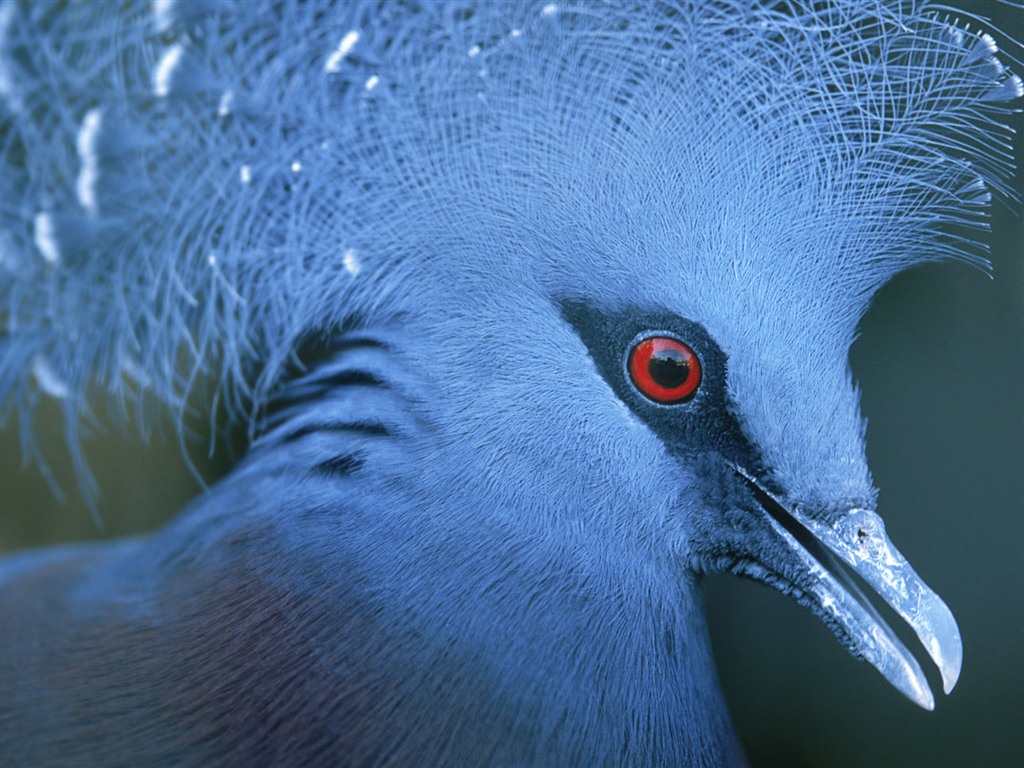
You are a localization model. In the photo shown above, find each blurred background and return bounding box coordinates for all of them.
[0,2,1020,766]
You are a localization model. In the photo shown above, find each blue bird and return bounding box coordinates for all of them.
[0,1,1020,765]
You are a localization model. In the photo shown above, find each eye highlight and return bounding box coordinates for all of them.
[627,336,701,404]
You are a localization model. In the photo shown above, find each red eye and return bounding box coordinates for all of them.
[628,336,701,404]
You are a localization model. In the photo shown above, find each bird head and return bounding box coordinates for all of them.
[301,1,1020,708]
[2,0,1019,718]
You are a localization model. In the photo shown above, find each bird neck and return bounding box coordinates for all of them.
[228,333,748,766]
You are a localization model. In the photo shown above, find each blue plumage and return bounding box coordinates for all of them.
[0,1,1019,765]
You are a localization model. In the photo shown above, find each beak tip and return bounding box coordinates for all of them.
[892,647,936,711]
[890,651,935,710]
[921,595,962,696]
[940,647,962,695]
[941,657,961,695]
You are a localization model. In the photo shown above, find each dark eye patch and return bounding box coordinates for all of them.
[559,299,757,469]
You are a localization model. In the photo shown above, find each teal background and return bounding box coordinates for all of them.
[1,3,1020,765]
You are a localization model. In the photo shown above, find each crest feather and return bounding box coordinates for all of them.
[0,0,1018,497]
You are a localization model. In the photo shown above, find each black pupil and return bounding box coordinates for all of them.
[648,349,690,389]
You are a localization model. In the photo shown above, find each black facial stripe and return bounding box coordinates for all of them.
[313,453,366,478]
[559,299,757,468]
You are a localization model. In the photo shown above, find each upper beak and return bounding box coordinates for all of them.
[732,465,961,710]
